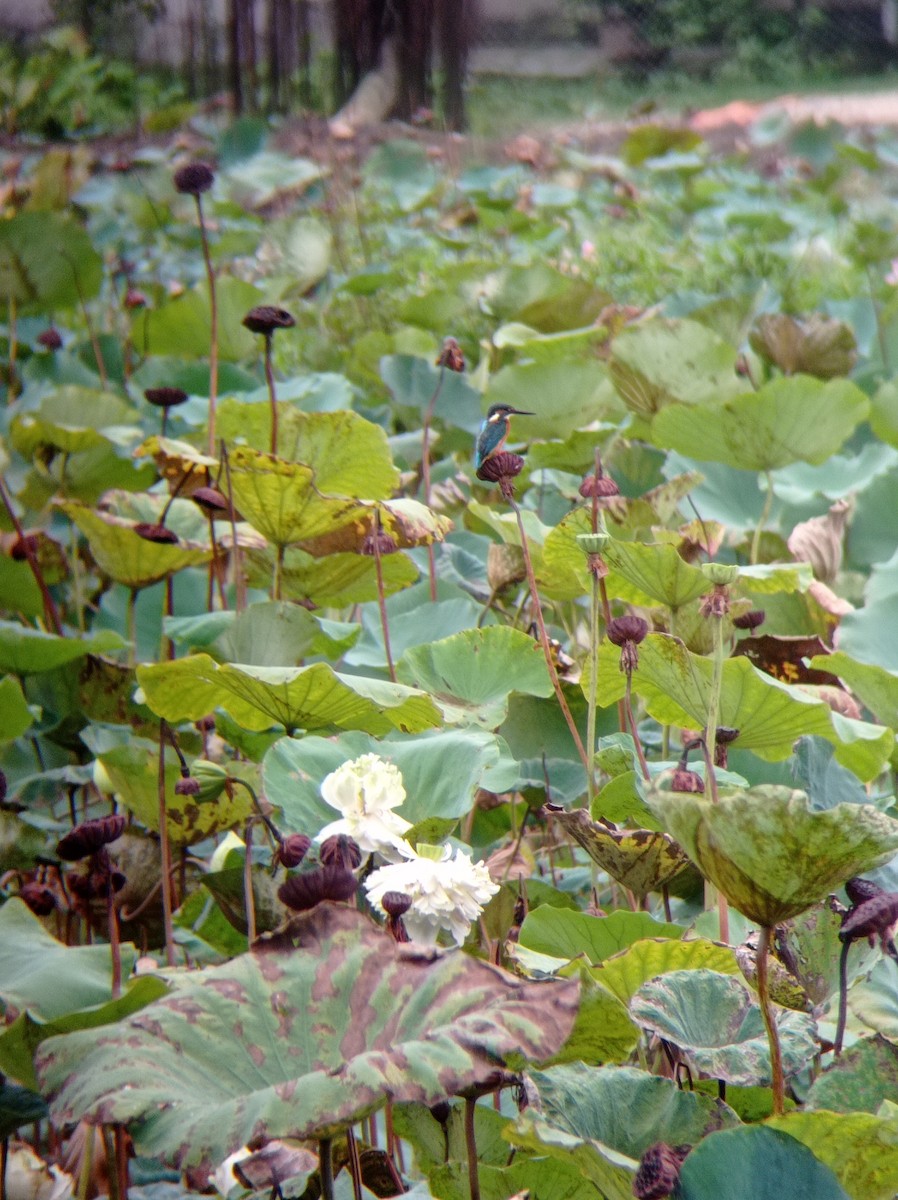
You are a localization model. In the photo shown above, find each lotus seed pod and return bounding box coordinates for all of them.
[701,562,740,586]
[577,532,610,556]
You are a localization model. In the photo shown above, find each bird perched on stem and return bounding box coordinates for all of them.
[475,403,533,471]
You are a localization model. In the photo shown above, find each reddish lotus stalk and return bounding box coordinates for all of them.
[157,722,176,967]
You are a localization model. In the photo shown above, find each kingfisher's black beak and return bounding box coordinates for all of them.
[509,408,534,416]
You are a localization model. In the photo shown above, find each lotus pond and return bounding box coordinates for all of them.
[5,113,898,1200]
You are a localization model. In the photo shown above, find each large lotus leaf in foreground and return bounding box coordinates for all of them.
[648,786,898,926]
[37,905,579,1169]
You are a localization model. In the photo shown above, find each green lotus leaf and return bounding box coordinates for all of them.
[0,212,102,312]
[609,318,740,417]
[631,969,817,1086]
[393,1099,526,1179]
[0,555,43,619]
[602,538,709,609]
[767,1109,898,1200]
[776,899,880,1010]
[202,856,292,937]
[263,727,516,830]
[397,626,553,727]
[0,675,34,739]
[431,1156,594,1200]
[133,436,220,484]
[590,770,664,831]
[806,1035,898,1114]
[594,938,740,1006]
[595,634,893,781]
[676,1126,850,1199]
[737,561,814,594]
[647,786,898,925]
[96,738,253,845]
[507,1063,738,1200]
[749,312,857,379]
[38,904,580,1164]
[136,654,442,735]
[0,976,167,1091]
[208,601,358,665]
[551,963,639,1065]
[217,402,399,499]
[551,806,695,895]
[132,277,262,361]
[11,388,139,457]
[651,376,869,471]
[815,650,898,728]
[243,546,419,606]
[226,446,360,547]
[484,361,614,440]
[0,1083,48,1140]
[0,900,136,1022]
[0,620,122,675]
[518,906,681,967]
[380,353,483,434]
[59,502,213,589]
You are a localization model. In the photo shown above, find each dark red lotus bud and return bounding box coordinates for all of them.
[9,534,39,561]
[671,768,704,794]
[632,1143,690,1200]
[174,776,201,796]
[173,161,215,196]
[579,473,620,500]
[192,487,229,514]
[840,891,898,943]
[19,882,56,916]
[56,815,126,861]
[430,1100,451,1124]
[436,337,464,372]
[277,834,312,869]
[144,387,188,409]
[607,616,648,647]
[37,327,63,351]
[360,530,398,557]
[714,726,739,769]
[134,522,179,544]
[124,288,148,310]
[319,834,363,871]
[242,306,296,336]
[476,452,525,485]
[278,865,358,911]
[382,891,412,918]
[845,877,884,906]
[733,609,765,632]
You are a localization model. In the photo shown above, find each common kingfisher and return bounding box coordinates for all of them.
[475,404,534,470]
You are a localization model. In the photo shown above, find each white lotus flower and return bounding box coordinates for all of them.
[365,843,499,946]
[315,753,412,860]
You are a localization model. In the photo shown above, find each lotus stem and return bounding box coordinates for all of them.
[102,1127,119,1200]
[220,441,246,613]
[509,497,590,774]
[834,938,851,1057]
[273,543,285,602]
[76,1124,94,1200]
[464,1097,480,1200]
[61,250,108,390]
[623,676,651,782]
[586,569,600,803]
[195,193,219,455]
[372,514,397,682]
[318,1138,334,1200]
[114,1126,129,1200]
[0,475,62,634]
[757,924,785,1116]
[263,333,279,455]
[346,1128,363,1200]
[243,819,256,943]
[750,470,774,565]
[421,364,446,602]
[106,864,122,998]
[157,722,177,967]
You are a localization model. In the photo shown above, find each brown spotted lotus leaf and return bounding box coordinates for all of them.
[554,807,697,897]
[38,904,579,1171]
[648,786,898,927]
